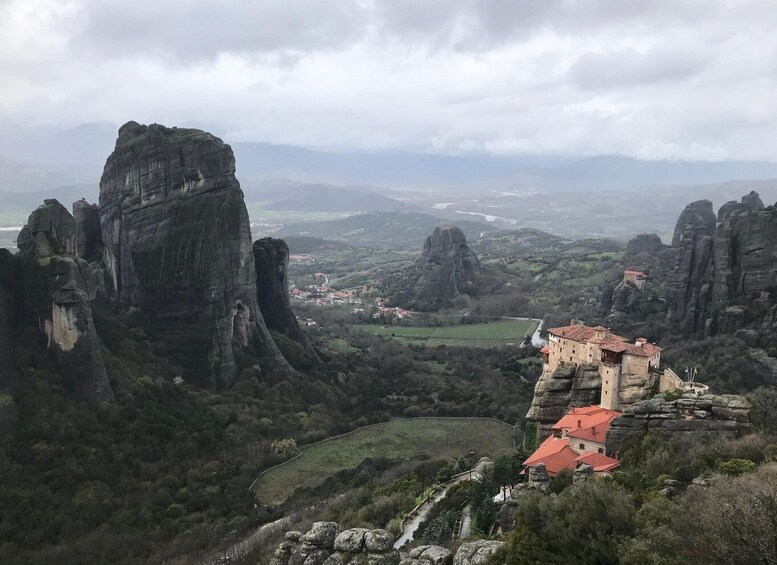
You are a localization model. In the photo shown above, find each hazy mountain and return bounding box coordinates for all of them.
[277,210,498,249]
[0,183,98,209]
[241,179,410,212]
[233,141,777,190]
[0,156,80,193]
[0,122,116,177]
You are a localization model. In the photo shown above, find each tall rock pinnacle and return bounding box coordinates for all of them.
[17,200,114,403]
[387,225,483,311]
[99,122,289,388]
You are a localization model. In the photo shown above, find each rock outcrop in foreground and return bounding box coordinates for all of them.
[270,522,504,565]
[16,200,114,403]
[606,392,751,452]
[270,523,399,565]
[387,226,483,311]
[99,121,288,388]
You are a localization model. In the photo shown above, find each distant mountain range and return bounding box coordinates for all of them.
[277,211,498,249]
[3,122,777,194]
[243,179,410,212]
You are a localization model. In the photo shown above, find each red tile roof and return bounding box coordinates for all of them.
[553,405,621,443]
[540,345,550,355]
[522,436,621,476]
[552,406,610,430]
[575,451,620,472]
[547,324,661,358]
[523,436,581,477]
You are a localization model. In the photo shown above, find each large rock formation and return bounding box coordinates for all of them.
[73,199,104,261]
[665,201,718,334]
[666,192,777,335]
[608,280,642,321]
[606,392,751,452]
[625,233,664,259]
[253,238,319,364]
[0,249,19,429]
[99,122,289,388]
[671,199,716,247]
[16,200,114,403]
[0,250,16,391]
[525,363,602,437]
[387,226,483,311]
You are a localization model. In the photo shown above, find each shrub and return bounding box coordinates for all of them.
[716,458,756,476]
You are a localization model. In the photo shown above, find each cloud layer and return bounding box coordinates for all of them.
[1,0,776,160]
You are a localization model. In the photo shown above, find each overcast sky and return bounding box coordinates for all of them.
[1,0,776,161]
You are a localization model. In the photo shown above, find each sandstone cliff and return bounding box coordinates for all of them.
[99,121,289,388]
[16,200,114,403]
[387,226,483,311]
[606,392,751,452]
[253,237,319,365]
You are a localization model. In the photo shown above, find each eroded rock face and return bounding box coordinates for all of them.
[671,199,716,247]
[741,190,765,210]
[402,545,453,565]
[666,192,777,336]
[606,393,751,452]
[17,200,114,403]
[526,363,601,437]
[99,122,288,388]
[452,540,505,565]
[253,238,319,364]
[665,202,717,335]
[0,250,16,391]
[625,233,664,259]
[73,199,104,261]
[608,280,641,321]
[270,523,400,565]
[388,226,483,311]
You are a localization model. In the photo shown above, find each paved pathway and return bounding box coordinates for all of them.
[393,458,491,549]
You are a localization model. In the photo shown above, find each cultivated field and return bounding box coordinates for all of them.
[253,417,515,505]
[353,318,538,347]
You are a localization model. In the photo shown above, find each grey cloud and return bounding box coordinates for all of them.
[570,48,708,90]
[2,0,777,161]
[75,0,368,61]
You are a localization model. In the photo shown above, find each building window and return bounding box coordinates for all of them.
[579,444,585,450]
[598,448,604,454]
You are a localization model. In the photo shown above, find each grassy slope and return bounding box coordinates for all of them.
[353,319,538,347]
[254,417,514,504]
